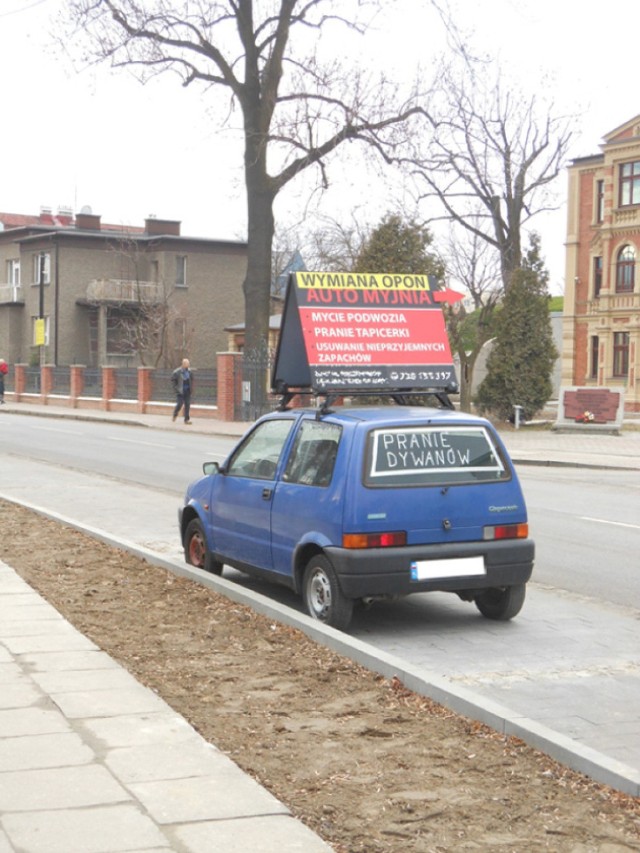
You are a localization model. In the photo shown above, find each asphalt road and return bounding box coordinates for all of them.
[517,465,640,605]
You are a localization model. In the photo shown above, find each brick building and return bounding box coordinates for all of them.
[562,116,640,411]
[0,207,247,371]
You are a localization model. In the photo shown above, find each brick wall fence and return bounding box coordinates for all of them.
[4,353,245,422]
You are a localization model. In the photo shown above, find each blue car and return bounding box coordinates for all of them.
[180,405,534,631]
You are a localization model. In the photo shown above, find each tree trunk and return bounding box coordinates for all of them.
[458,350,480,413]
[242,144,276,414]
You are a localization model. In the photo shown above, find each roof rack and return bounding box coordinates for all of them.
[275,384,455,418]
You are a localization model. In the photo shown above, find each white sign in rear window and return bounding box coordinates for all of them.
[367,426,507,485]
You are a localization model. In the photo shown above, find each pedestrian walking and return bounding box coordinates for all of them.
[0,358,8,404]
[171,358,194,424]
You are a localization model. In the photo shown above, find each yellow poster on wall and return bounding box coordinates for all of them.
[34,318,46,347]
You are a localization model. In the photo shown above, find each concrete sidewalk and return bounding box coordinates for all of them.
[0,561,332,853]
[501,423,640,470]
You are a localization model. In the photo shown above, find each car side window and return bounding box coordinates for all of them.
[226,419,293,480]
[283,421,341,487]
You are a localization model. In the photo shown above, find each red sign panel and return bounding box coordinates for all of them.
[272,272,459,393]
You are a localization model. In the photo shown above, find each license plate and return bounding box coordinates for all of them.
[410,556,485,581]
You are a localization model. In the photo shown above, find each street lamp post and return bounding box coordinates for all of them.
[38,252,46,367]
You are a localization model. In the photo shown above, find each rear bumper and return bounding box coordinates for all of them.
[325,539,534,598]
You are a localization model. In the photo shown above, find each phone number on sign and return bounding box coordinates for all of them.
[389,371,452,382]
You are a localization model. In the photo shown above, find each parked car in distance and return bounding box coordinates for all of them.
[179,405,534,631]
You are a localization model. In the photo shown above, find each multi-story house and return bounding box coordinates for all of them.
[0,207,247,371]
[562,115,640,412]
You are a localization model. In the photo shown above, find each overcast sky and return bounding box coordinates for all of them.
[1,0,637,294]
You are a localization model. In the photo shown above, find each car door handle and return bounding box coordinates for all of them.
[262,488,273,500]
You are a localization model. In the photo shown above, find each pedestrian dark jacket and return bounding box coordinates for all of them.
[171,366,193,395]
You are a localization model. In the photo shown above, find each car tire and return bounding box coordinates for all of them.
[184,518,223,576]
[302,554,353,631]
[474,583,526,620]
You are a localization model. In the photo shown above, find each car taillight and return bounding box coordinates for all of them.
[342,531,407,549]
[484,523,528,541]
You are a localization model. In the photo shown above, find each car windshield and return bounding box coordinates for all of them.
[365,424,509,486]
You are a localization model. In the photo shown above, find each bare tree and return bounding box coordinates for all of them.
[302,213,369,272]
[97,236,185,368]
[409,63,573,290]
[108,297,183,368]
[441,224,501,411]
[62,0,432,406]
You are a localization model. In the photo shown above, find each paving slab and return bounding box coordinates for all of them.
[0,732,94,773]
[79,712,201,750]
[0,707,71,738]
[104,739,228,784]
[172,815,335,853]
[0,765,130,812]
[30,667,144,695]
[1,805,170,853]
[20,649,122,672]
[50,685,172,719]
[2,631,98,656]
[127,771,290,824]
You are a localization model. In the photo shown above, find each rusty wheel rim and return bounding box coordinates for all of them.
[188,531,205,568]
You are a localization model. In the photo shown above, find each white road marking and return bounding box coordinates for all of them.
[581,516,640,531]
[109,437,175,448]
[30,426,84,435]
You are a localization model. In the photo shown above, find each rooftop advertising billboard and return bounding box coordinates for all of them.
[272,272,460,395]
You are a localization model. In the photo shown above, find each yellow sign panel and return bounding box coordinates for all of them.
[295,272,434,291]
[34,318,46,347]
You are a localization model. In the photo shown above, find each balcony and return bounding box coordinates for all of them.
[612,207,640,228]
[84,279,165,304]
[587,292,640,315]
[0,283,23,305]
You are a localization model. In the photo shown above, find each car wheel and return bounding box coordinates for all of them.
[184,519,223,576]
[302,555,353,631]
[474,583,526,620]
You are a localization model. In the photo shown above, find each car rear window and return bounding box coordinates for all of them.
[365,425,509,486]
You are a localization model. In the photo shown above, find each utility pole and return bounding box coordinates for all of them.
[38,252,47,367]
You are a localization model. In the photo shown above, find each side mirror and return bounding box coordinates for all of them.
[203,461,220,476]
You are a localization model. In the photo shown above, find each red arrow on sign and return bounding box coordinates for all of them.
[433,288,465,305]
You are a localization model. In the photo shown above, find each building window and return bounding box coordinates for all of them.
[613,332,630,377]
[32,252,51,285]
[31,315,50,346]
[593,256,602,297]
[619,161,640,206]
[616,245,635,293]
[6,259,20,285]
[595,179,604,222]
[590,335,599,379]
[175,255,187,287]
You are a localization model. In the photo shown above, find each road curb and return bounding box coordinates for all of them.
[511,457,638,471]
